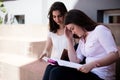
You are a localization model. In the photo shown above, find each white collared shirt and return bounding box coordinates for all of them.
[76,25,118,80]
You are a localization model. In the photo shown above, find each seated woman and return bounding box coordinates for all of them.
[42,9,120,80]
[39,1,68,60]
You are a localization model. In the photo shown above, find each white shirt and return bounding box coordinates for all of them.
[76,25,118,80]
[48,32,67,59]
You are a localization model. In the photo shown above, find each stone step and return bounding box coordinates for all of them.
[0,39,46,58]
[0,40,30,55]
[0,53,48,80]
[0,25,48,57]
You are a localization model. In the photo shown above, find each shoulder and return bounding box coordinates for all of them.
[93,25,112,39]
[48,32,59,38]
[48,32,55,36]
[94,25,110,33]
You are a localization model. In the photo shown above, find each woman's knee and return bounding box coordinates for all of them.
[49,66,66,80]
[43,64,57,80]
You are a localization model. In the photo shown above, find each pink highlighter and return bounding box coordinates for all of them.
[47,59,59,65]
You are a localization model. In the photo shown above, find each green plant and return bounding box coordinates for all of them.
[0,1,6,24]
[0,2,6,13]
[0,17,3,24]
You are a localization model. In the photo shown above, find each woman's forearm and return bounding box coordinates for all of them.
[95,51,119,67]
[67,39,80,63]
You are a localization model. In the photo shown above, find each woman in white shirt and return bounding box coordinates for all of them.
[39,2,67,59]
[43,9,119,80]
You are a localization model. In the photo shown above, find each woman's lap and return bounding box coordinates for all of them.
[43,64,103,80]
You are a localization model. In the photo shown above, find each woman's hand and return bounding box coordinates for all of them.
[39,53,46,59]
[39,51,48,60]
[64,27,73,40]
[78,62,98,73]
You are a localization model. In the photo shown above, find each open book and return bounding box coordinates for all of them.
[42,57,83,69]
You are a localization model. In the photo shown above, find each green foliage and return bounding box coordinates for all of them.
[0,1,6,24]
[1,7,6,13]
[0,0,3,2]
[0,1,3,6]
[0,1,6,13]
[0,17,3,24]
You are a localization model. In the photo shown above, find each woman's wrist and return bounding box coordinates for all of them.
[42,50,49,57]
[43,50,48,54]
[93,61,100,68]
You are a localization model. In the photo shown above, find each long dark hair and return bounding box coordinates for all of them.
[48,1,67,33]
[64,9,98,31]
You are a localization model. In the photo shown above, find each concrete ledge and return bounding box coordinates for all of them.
[20,60,48,80]
[0,53,37,80]
[0,25,48,41]
[0,53,48,80]
[106,24,120,46]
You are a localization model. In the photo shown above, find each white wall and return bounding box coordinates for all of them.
[74,0,120,21]
[3,0,120,25]
[4,0,43,25]
[3,0,78,25]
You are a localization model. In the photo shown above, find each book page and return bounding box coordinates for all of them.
[42,57,82,69]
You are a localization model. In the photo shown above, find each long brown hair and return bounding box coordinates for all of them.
[64,9,98,31]
[48,2,67,33]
